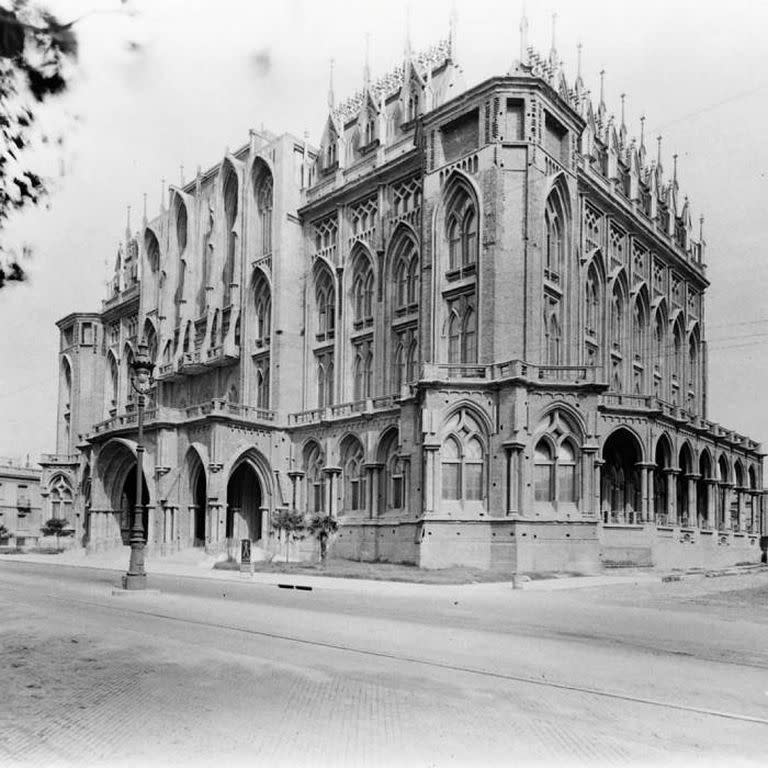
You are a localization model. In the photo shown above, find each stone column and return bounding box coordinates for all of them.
[502,441,524,515]
[364,463,382,519]
[705,479,717,529]
[687,475,698,528]
[637,463,654,524]
[665,469,678,526]
[736,488,745,532]
[422,444,440,515]
[720,484,732,530]
[580,446,598,519]
[595,458,606,522]
[287,471,305,511]
[323,467,341,517]
[259,506,270,542]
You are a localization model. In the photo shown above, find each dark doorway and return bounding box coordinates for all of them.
[193,468,206,545]
[601,429,643,524]
[120,466,150,545]
[226,462,263,542]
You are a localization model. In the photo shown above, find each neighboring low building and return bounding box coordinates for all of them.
[0,459,43,548]
[41,15,765,572]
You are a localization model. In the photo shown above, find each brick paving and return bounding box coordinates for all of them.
[0,568,766,767]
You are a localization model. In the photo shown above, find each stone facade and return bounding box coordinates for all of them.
[42,20,765,573]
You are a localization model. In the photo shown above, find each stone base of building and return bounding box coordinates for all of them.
[334,519,602,574]
[600,524,761,570]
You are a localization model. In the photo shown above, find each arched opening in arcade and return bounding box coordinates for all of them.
[697,451,712,528]
[185,450,207,547]
[118,465,150,545]
[678,443,693,527]
[601,429,643,524]
[226,458,263,543]
[653,435,673,525]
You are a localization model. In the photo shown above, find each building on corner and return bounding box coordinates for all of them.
[40,14,765,573]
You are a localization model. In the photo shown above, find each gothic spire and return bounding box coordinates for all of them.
[549,12,558,66]
[404,4,412,62]
[449,2,458,62]
[363,33,371,89]
[327,58,335,111]
[519,2,529,65]
[125,204,131,242]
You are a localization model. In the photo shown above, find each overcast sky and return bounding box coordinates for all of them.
[1,0,767,462]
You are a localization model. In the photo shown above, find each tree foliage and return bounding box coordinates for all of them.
[41,516,69,545]
[271,508,305,564]
[0,522,9,540]
[307,514,338,563]
[0,1,78,279]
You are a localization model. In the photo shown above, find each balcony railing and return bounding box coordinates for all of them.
[419,360,600,385]
[288,395,397,426]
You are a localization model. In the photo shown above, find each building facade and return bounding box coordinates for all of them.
[0,459,44,548]
[41,21,765,572]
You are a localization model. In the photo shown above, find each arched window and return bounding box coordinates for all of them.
[254,274,271,346]
[145,229,161,273]
[175,201,187,255]
[688,333,698,393]
[653,310,666,398]
[534,440,555,501]
[557,440,577,502]
[440,409,487,502]
[256,361,270,409]
[544,185,569,279]
[406,339,417,384]
[392,237,418,311]
[544,310,561,365]
[447,296,477,364]
[304,442,326,514]
[672,319,685,394]
[341,437,366,513]
[445,186,478,271]
[408,89,419,122]
[351,253,374,324]
[255,169,273,256]
[632,298,646,363]
[378,429,404,513]
[610,286,624,351]
[209,310,219,348]
[49,476,73,521]
[315,267,336,340]
[584,264,601,339]
[394,342,405,393]
[222,166,238,306]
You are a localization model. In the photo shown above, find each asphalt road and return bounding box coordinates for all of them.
[1,559,766,767]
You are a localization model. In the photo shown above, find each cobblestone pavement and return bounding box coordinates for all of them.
[0,564,766,768]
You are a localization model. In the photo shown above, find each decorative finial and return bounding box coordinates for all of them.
[550,12,557,63]
[699,214,704,241]
[657,135,662,165]
[599,69,606,109]
[180,164,184,186]
[673,153,678,185]
[640,115,646,147]
[328,58,335,110]
[577,41,583,79]
[520,1,529,64]
[620,94,626,128]
[142,192,147,222]
[125,204,131,239]
[449,1,458,61]
[404,4,412,61]
[363,32,371,87]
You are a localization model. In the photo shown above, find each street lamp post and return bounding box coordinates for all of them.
[122,337,154,591]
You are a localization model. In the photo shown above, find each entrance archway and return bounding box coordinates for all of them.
[119,466,149,545]
[601,428,643,524]
[226,461,263,542]
[653,435,673,524]
[185,449,207,547]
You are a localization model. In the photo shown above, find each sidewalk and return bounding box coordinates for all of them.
[3,546,763,596]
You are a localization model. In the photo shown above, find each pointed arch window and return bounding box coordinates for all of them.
[408,89,420,123]
[352,254,374,325]
[544,309,561,365]
[445,186,478,272]
[304,442,326,514]
[610,286,625,352]
[653,311,666,397]
[393,237,419,312]
[255,171,273,256]
[632,299,646,363]
[585,267,601,338]
[315,268,336,341]
[535,433,579,504]
[256,361,270,409]
[440,409,487,502]
[49,476,73,520]
[447,296,477,365]
[223,167,238,307]
[254,275,272,347]
[341,438,366,512]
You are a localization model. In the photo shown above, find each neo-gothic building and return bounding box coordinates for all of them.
[41,17,765,573]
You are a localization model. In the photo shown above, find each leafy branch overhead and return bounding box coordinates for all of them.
[0,1,79,275]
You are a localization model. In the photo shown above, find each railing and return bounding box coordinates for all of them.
[420,361,600,384]
[288,395,398,426]
[40,453,80,464]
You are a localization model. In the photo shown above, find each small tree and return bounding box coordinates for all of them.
[0,523,9,543]
[41,517,68,549]
[271,509,305,564]
[307,514,338,563]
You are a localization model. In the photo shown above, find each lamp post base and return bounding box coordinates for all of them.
[122,573,147,591]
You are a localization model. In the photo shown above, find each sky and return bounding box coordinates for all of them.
[0,0,767,462]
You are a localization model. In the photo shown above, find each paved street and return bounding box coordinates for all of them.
[1,560,767,767]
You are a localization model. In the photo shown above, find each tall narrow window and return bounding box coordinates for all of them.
[223,166,238,306]
[534,441,554,501]
[445,185,478,272]
[441,436,462,500]
[440,409,487,503]
[255,170,273,256]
